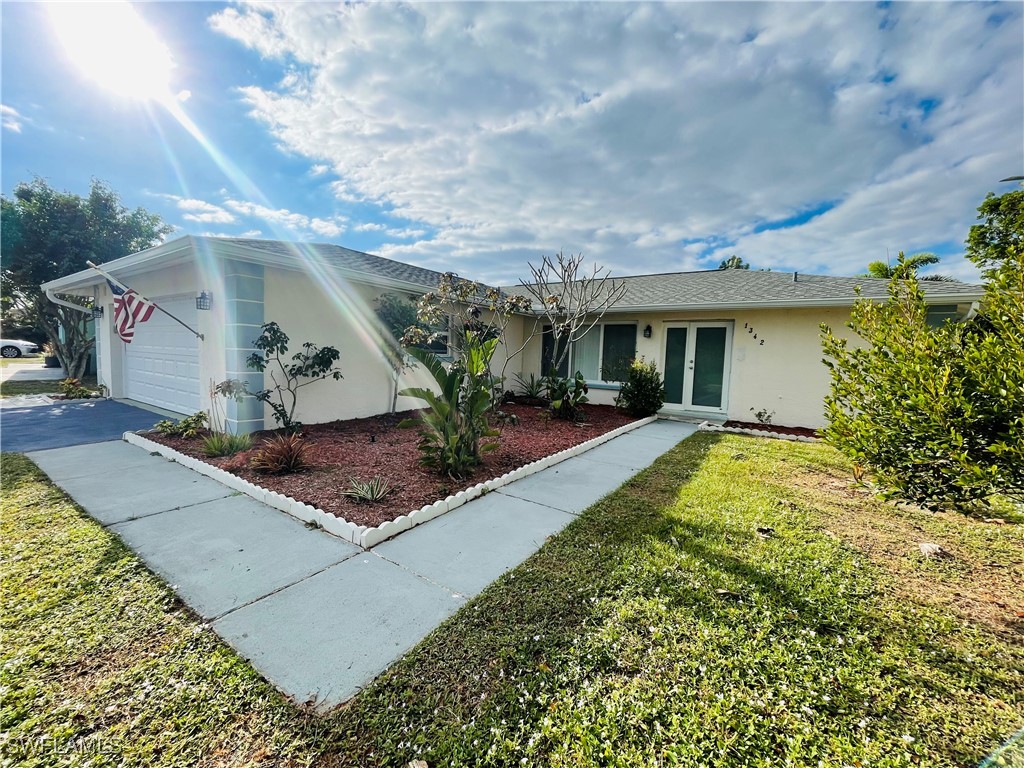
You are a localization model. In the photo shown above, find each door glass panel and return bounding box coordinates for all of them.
[600,324,636,381]
[573,327,601,379]
[692,326,727,408]
[664,327,687,404]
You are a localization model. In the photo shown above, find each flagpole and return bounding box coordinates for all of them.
[86,261,204,341]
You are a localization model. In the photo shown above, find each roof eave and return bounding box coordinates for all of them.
[40,236,197,293]
[207,239,438,293]
[41,236,440,296]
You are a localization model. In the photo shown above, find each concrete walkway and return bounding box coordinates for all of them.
[26,419,697,710]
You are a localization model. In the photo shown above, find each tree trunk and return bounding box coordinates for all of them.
[33,295,94,379]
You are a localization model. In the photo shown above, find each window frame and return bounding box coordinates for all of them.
[423,315,453,359]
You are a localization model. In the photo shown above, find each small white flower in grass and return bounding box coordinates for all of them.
[902,735,915,744]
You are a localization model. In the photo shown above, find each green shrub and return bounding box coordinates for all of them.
[544,370,589,421]
[821,244,1024,511]
[58,377,94,399]
[153,412,208,438]
[342,476,393,503]
[201,432,253,458]
[250,434,309,474]
[615,358,665,416]
[399,332,499,479]
[512,372,545,399]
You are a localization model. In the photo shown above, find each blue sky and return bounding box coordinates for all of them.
[3,2,1022,284]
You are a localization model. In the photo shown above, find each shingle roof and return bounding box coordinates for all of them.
[502,269,984,310]
[200,237,448,290]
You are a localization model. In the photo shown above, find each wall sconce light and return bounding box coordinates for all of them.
[643,324,653,339]
[196,291,213,311]
[91,305,104,319]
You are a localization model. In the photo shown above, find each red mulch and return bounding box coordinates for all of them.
[723,420,820,439]
[148,402,638,527]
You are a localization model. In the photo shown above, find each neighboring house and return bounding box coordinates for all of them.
[42,236,984,431]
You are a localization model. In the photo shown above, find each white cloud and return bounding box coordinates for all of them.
[159,194,237,224]
[210,2,1023,283]
[354,222,386,232]
[2,104,24,133]
[224,198,346,238]
[200,229,263,238]
[310,163,330,176]
[385,227,426,239]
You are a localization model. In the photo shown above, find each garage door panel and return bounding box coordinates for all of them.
[123,297,200,415]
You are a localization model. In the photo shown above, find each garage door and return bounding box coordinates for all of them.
[123,295,200,415]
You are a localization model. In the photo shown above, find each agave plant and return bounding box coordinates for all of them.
[399,331,500,479]
[342,476,393,502]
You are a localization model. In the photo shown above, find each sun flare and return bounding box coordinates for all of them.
[48,1,175,102]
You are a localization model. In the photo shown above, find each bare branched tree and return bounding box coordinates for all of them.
[518,251,628,376]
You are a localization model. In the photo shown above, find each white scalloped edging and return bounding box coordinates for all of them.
[697,421,819,443]
[123,430,369,545]
[122,414,658,550]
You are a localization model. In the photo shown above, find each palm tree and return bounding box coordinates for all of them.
[718,255,750,270]
[862,252,954,281]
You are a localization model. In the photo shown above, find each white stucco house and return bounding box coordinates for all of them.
[42,235,985,432]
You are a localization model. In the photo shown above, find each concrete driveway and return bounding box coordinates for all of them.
[0,399,162,453]
[0,360,65,383]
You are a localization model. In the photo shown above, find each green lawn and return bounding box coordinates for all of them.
[2,434,1022,767]
[0,355,42,367]
[0,376,97,398]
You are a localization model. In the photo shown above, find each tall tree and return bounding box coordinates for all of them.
[822,191,1024,511]
[967,189,1023,268]
[1,178,172,376]
[718,255,750,270]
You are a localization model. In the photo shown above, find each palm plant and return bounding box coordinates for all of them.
[399,331,500,478]
[862,252,953,281]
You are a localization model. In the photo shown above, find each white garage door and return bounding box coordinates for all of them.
[123,295,200,415]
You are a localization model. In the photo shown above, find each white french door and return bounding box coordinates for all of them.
[662,321,732,413]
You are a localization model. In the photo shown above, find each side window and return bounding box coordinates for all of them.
[925,304,960,328]
[424,316,451,355]
[375,292,450,356]
[541,325,570,377]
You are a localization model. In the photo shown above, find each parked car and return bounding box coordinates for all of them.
[0,338,41,358]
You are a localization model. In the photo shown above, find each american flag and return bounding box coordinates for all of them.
[109,280,156,343]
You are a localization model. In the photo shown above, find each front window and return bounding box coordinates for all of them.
[542,323,637,383]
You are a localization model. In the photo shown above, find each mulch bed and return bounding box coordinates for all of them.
[722,420,820,439]
[148,402,638,528]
